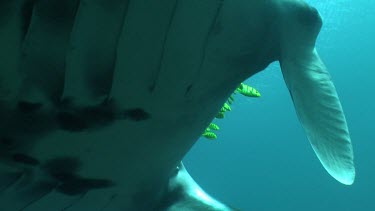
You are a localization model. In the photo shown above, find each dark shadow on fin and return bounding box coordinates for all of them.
[124,108,151,121]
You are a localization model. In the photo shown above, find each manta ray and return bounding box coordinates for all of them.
[0,0,355,210]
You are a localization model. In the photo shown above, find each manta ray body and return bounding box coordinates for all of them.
[0,0,354,210]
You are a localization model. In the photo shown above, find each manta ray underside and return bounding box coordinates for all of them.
[0,0,354,210]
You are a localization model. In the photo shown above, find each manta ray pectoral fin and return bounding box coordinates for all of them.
[279,4,355,185]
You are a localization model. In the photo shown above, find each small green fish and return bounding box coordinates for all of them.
[202,131,217,140]
[223,103,231,111]
[208,123,220,130]
[215,112,225,119]
[202,82,260,141]
[237,83,261,97]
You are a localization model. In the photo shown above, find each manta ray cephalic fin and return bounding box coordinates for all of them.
[278,3,355,185]
[281,49,355,185]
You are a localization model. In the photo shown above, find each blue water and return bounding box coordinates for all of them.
[184,1,375,210]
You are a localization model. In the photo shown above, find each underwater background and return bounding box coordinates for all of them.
[184,0,375,210]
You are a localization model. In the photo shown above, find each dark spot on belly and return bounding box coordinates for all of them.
[42,157,114,195]
[17,101,43,113]
[43,157,81,176]
[12,153,40,166]
[56,111,87,131]
[56,100,116,131]
[185,84,193,95]
[124,108,151,121]
[55,173,115,195]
